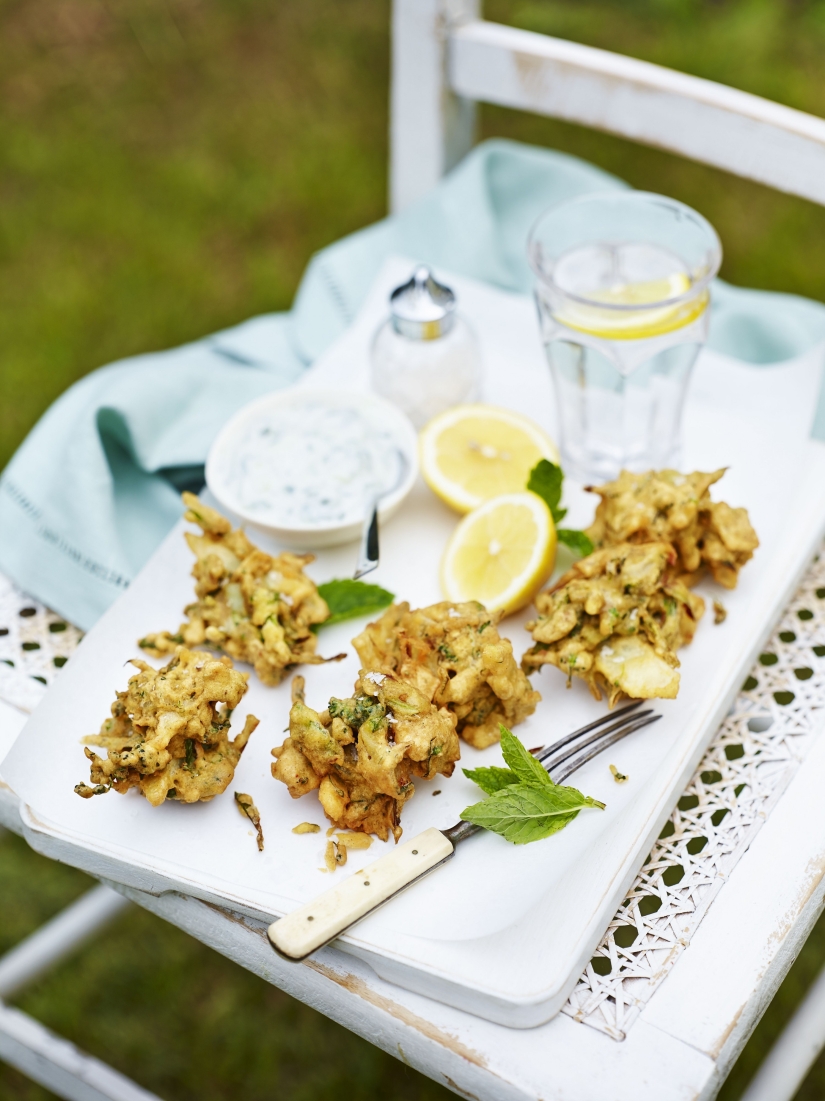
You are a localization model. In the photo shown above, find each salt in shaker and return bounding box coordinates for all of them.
[370,266,481,427]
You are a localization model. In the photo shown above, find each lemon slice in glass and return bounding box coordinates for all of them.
[420,404,559,514]
[441,492,557,615]
[558,272,707,341]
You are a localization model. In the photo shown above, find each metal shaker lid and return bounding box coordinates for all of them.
[390,265,456,340]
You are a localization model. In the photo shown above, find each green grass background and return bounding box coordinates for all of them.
[4,0,825,1097]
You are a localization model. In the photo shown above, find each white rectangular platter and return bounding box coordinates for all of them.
[5,256,825,1029]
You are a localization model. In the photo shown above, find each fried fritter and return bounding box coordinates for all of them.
[523,542,705,706]
[235,792,264,851]
[352,601,540,750]
[75,648,258,806]
[139,493,340,685]
[271,674,460,842]
[323,832,373,872]
[585,469,759,589]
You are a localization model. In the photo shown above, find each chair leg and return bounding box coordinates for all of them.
[0,883,164,1100]
[389,0,479,214]
[0,1000,164,1101]
[0,884,129,1000]
[741,963,825,1101]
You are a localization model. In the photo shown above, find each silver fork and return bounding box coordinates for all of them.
[268,701,660,960]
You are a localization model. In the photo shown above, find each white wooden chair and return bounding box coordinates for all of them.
[390,0,825,214]
[4,6,825,1100]
[390,3,825,1098]
[0,613,161,1100]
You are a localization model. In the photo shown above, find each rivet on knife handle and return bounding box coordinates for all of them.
[268,827,454,960]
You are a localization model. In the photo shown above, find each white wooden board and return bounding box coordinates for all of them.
[4,257,825,1028]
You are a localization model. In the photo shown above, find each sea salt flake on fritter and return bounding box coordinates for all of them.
[271,674,460,843]
[352,601,540,749]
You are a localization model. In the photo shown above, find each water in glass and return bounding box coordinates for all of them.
[529,194,721,483]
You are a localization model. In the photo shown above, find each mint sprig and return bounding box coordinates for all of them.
[527,459,594,557]
[527,459,566,523]
[461,765,519,795]
[460,726,605,844]
[316,579,394,628]
[555,528,595,557]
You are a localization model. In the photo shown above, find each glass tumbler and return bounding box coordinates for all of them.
[528,192,722,483]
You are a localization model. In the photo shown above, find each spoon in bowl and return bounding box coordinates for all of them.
[352,452,409,580]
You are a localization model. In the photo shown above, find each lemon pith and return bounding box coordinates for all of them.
[594,272,692,306]
[441,492,557,615]
[420,404,560,514]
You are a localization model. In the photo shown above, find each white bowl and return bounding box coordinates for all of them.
[205,387,419,548]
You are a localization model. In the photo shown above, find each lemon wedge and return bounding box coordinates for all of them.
[441,492,556,615]
[420,404,559,514]
[557,272,707,340]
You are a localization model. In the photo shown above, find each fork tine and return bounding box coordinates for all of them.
[540,708,655,774]
[550,714,662,784]
[441,710,662,849]
[536,700,645,763]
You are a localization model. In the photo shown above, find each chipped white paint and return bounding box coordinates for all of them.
[390,3,825,209]
[112,882,717,1101]
[450,22,825,207]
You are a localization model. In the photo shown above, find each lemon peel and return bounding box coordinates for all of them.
[440,492,557,615]
[420,404,559,514]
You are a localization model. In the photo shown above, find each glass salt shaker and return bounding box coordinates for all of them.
[370,265,481,428]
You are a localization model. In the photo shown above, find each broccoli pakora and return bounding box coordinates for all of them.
[271,674,459,842]
[585,469,759,589]
[523,542,705,706]
[75,648,258,806]
[351,601,540,750]
[139,493,341,685]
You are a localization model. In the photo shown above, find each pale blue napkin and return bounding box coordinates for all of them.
[3,138,825,630]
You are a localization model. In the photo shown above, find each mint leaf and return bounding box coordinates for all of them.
[464,728,555,794]
[527,459,564,522]
[460,728,605,845]
[499,725,553,788]
[460,781,605,844]
[527,459,592,559]
[557,529,594,556]
[316,579,394,628]
[462,765,519,795]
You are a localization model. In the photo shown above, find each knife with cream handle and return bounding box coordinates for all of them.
[268,703,659,961]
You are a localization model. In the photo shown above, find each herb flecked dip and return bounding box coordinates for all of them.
[223,400,404,527]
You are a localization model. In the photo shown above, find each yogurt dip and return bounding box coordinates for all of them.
[206,389,419,548]
[224,404,404,527]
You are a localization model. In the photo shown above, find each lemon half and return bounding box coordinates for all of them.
[420,404,559,514]
[441,492,557,615]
